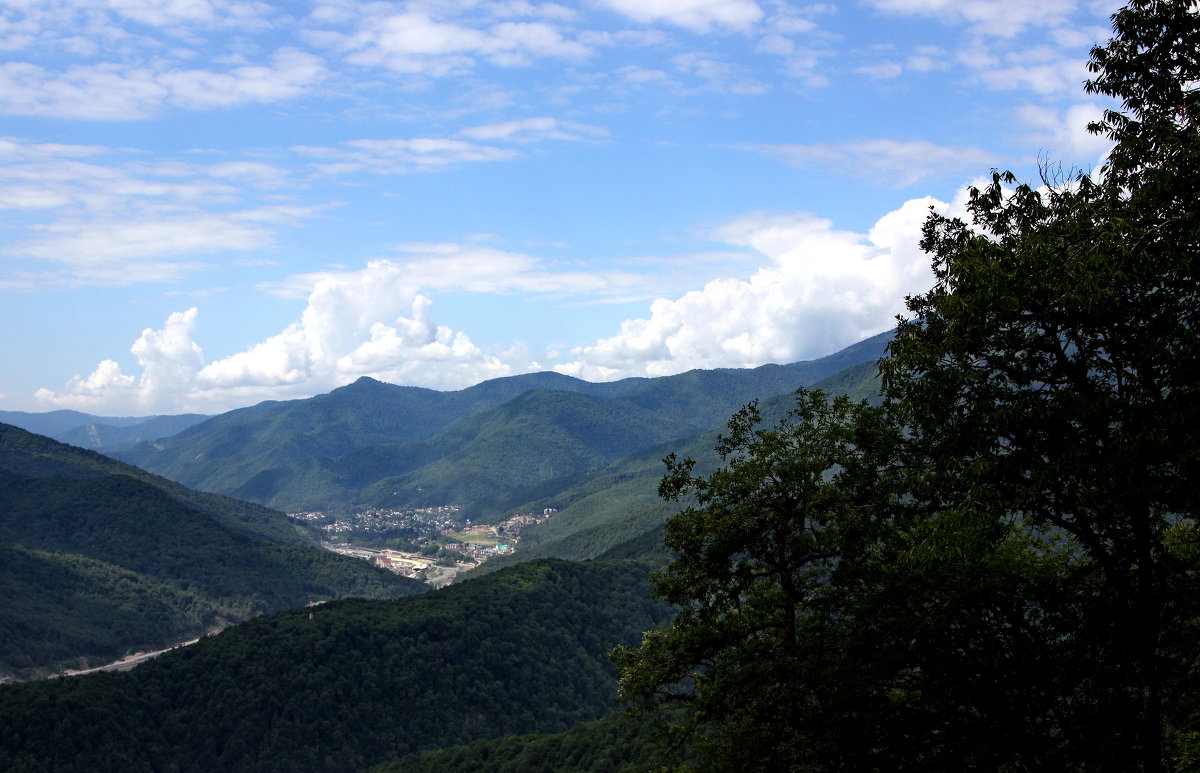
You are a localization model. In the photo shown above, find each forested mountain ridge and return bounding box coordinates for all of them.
[471,358,886,573]
[0,423,423,679]
[0,558,672,772]
[114,330,893,514]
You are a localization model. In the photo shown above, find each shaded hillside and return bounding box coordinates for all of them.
[0,559,672,773]
[115,331,893,514]
[0,424,423,679]
[0,422,303,545]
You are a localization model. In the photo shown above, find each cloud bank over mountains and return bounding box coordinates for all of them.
[37,191,961,413]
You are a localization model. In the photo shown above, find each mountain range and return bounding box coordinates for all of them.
[114,330,891,517]
[0,410,209,453]
[0,330,890,770]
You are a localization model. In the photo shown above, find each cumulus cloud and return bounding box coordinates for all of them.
[31,195,971,413]
[35,309,201,413]
[37,270,514,412]
[749,139,997,187]
[36,241,660,412]
[553,195,953,380]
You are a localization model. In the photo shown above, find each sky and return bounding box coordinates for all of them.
[0,0,1121,416]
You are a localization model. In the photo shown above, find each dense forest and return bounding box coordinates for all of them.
[0,559,671,772]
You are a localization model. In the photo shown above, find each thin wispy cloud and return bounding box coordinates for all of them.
[746,140,998,188]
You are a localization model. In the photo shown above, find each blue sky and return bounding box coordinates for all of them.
[0,0,1119,415]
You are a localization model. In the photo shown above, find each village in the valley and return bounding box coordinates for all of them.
[287,505,556,588]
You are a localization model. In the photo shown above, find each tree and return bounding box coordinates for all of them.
[620,3,1199,770]
[880,2,1200,769]
[613,391,900,771]
[615,390,1122,771]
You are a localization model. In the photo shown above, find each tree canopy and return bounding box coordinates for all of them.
[617,1,1200,770]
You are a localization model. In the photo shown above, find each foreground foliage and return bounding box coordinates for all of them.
[374,710,686,773]
[617,1,1200,770]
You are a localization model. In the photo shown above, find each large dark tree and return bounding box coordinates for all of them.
[619,2,1200,771]
[881,1,1200,769]
[615,390,1108,771]
[613,391,904,771]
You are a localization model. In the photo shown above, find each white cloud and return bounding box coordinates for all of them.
[33,243,662,412]
[294,137,521,174]
[597,0,765,32]
[1016,102,1112,166]
[311,9,590,76]
[973,55,1091,95]
[36,309,202,413]
[295,117,608,174]
[553,196,951,380]
[0,49,328,119]
[749,139,997,187]
[856,60,903,79]
[8,205,325,285]
[269,245,649,301]
[38,280,514,412]
[458,116,608,142]
[30,196,967,413]
[864,0,1078,36]
[0,138,319,286]
[672,51,770,94]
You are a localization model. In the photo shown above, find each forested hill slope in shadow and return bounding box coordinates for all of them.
[0,423,423,680]
[114,330,893,514]
[0,558,672,773]
[0,421,299,544]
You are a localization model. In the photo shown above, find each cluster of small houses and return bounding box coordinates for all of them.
[291,505,463,537]
[322,508,558,587]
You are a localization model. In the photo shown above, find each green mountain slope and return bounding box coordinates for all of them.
[114,331,893,514]
[0,421,302,544]
[0,558,672,773]
[0,424,423,679]
[473,357,885,572]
